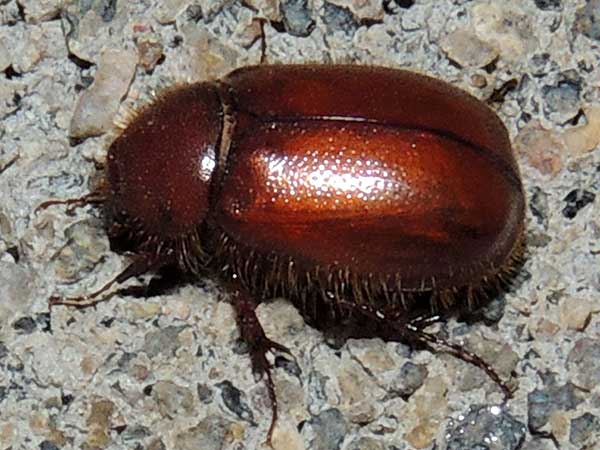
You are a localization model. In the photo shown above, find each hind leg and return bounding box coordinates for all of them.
[336,299,513,399]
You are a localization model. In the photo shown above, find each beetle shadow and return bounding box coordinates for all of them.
[116,264,196,298]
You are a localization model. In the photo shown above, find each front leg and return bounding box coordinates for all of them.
[49,250,175,309]
[230,285,292,446]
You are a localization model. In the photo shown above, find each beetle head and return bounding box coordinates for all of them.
[105,83,223,250]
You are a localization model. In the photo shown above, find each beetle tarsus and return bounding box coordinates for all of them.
[486,78,519,105]
[231,288,291,446]
[412,327,514,400]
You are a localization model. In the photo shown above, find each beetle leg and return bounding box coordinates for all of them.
[406,313,445,329]
[257,17,267,64]
[231,288,291,445]
[336,299,513,400]
[49,250,174,309]
[35,191,106,215]
[404,322,513,399]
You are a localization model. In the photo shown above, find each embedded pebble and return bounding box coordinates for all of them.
[528,231,552,250]
[322,2,359,35]
[52,219,109,282]
[173,415,239,450]
[136,37,164,73]
[549,410,570,441]
[394,361,427,398]
[405,420,438,449]
[152,380,195,418]
[0,343,8,360]
[275,354,302,378]
[281,0,316,37]
[0,38,10,72]
[405,376,448,449]
[11,316,36,334]
[529,187,550,226]
[70,48,137,139]
[446,405,526,450]
[39,441,59,450]
[61,1,127,63]
[573,0,600,41]
[8,25,45,73]
[542,79,581,124]
[273,377,306,424]
[18,0,62,23]
[128,301,162,320]
[566,338,600,391]
[563,106,600,157]
[0,262,36,327]
[153,0,190,25]
[335,356,384,423]
[162,299,192,321]
[305,408,347,450]
[397,2,421,31]
[217,380,255,424]
[529,53,559,77]
[86,399,115,448]
[326,0,384,21]
[258,299,306,337]
[559,297,595,331]
[471,2,537,62]
[121,424,151,442]
[346,436,384,450]
[527,382,584,431]
[514,122,564,177]
[439,28,498,68]
[243,0,282,22]
[196,383,214,404]
[562,189,595,219]
[570,412,600,447]
[180,27,240,82]
[142,325,186,358]
[346,338,395,372]
[271,419,306,450]
[234,16,266,49]
[147,438,167,450]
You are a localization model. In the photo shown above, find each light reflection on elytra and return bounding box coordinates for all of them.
[261,148,408,210]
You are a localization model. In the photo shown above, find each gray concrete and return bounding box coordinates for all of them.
[1,1,599,449]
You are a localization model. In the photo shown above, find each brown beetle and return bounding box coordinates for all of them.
[43,65,525,444]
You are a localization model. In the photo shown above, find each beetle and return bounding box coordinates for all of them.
[42,65,525,444]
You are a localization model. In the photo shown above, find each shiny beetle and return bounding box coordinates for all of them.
[44,65,525,443]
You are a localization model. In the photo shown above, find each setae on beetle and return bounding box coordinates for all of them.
[42,65,525,444]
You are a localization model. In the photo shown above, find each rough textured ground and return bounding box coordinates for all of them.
[1,1,599,449]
